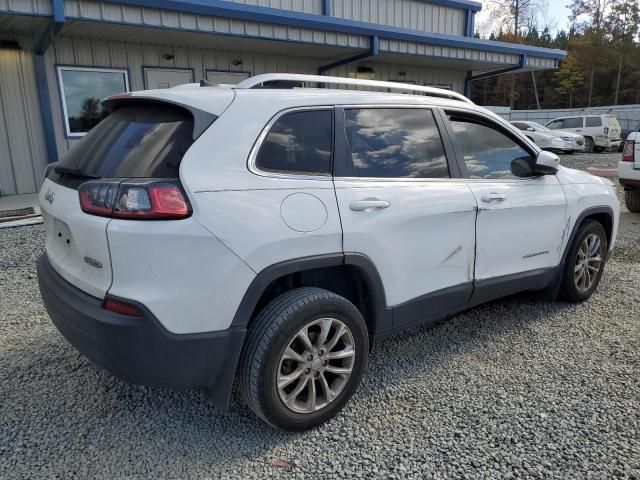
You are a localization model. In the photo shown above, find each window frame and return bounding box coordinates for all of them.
[333,105,461,181]
[248,106,335,180]
[56,65,130,138]
[442,108,541,182]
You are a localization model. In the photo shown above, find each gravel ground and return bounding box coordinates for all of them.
[1,153,639,479]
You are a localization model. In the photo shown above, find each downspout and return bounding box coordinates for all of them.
[318,36,380,75]
[34,0,64,164]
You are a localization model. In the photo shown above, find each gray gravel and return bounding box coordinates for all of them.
[1,154,640,479]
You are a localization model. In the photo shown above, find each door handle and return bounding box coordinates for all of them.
[480,192,506,203]
[349,199,391,212]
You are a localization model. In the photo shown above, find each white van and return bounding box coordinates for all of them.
[545,115,622,152]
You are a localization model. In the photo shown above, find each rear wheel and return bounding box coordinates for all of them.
[559,220,608,302]
[625,189,640,212]
[239,287,368,431]
[584,137,594,153]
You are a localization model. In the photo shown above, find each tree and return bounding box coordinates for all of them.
[604,0,640,104]
[554,54,584,107]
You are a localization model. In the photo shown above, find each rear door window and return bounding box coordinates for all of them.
[586,116,602,127]
[53,103,199,179]
[255,110,333,175]
[564,117,584,128]
[342,108,449,178]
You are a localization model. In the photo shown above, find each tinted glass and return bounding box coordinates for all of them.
[56,104,195,178]
[586,116,602,127]
[344,108,448,178]
[563,117,583,128]
[546,120,563,129]
[59,68,128,134]
[256,110,332,175]
[448,117,532,179]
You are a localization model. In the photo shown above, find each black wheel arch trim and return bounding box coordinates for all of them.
[231,252,392,334]
[543,205,614,299]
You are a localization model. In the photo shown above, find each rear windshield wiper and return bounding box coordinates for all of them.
[53,165,101,179]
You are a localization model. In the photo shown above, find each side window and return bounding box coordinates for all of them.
[546,119,564,129]
[448,116,533,180]
[255,110,332,175]
[343,108,449,178]
[563,117,583,128]
[512,122,528,130]
[586,116,602,127]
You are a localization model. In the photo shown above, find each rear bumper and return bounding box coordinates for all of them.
[37,254,245,409]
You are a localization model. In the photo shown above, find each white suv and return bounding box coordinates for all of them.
[545,114,622,152]
[37,74,620,431]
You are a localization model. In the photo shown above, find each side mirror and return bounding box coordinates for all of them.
[535,150,560,174]
[526,127,535,132]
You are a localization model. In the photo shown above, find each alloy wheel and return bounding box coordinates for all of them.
[276,318,355,414]
[574,233,603,292]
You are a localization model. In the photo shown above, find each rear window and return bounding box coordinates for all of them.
[586,116,602,127]
[55,103,197,178]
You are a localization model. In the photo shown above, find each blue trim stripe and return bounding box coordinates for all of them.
[52,0,65,25]
[34,55,59,164]
[104,0,564,60]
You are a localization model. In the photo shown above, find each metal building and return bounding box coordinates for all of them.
[0,0,565,195]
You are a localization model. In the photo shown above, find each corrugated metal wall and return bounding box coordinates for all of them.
[0,0,51,15]
[64,1,368,50]
[332,0,465,35]
[0,47,48,196]
[44,36,466,159]
[225,0,322,15]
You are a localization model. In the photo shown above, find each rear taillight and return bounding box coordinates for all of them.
[604,127,609,135]
[622,140,635,162]
[79,179,191,220]
[103,296,141,317]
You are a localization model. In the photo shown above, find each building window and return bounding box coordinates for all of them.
[57,66,129,137]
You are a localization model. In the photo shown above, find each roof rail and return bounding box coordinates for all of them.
[234,73,474,104]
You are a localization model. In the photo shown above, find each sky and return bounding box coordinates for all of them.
[476,1,572,37]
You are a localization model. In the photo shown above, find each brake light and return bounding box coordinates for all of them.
[622,140,635,162]
[104,297,140,317]
[79,180,191,220]
[604,127,609,135]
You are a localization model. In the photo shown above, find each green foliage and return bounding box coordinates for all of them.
[471,0,640,108]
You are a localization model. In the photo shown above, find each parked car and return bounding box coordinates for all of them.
[37,74,620,431]
[619,131,640,212]
[545,115,622,152]
[511,120,585,153]
[618,124,640,152]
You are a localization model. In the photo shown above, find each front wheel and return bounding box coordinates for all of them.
[559,220,608,302]
[584,137,594,153]
[239,287,368,431]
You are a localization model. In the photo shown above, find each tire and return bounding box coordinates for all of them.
[625,189,640,212]
[239,287,368,431]
[593,146,604,153]
[584,137,594,153]
[559,219,608,302]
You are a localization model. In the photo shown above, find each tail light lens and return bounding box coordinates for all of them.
[79,179,191,220]
[604,127,609,135]
[622,140,635,162]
